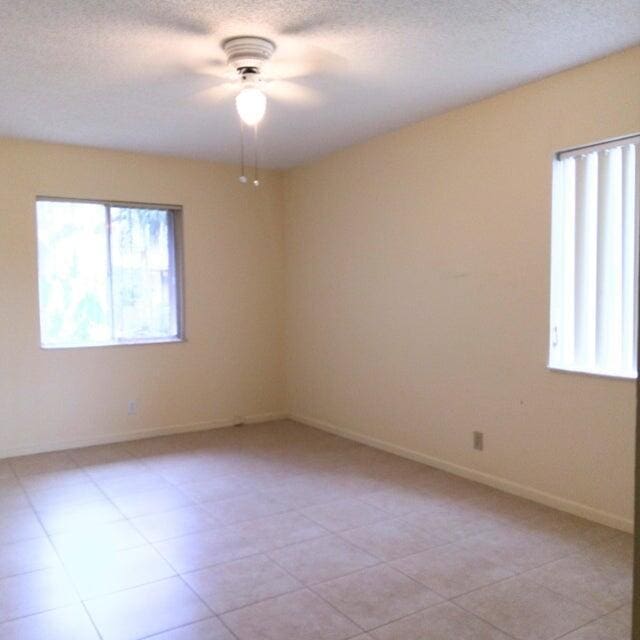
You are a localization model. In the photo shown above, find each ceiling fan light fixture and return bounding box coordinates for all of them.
[222,36,277,185]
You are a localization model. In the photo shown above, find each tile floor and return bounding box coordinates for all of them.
[0,420,632,640]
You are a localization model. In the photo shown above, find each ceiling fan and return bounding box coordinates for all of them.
[200,34,340,186]
[118,7,350,183]
[216,35,275,186]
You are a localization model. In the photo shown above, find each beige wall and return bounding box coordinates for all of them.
[285,47,640,530]
[0,139,286,456]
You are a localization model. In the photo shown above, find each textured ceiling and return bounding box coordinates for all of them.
[1,1,638,168]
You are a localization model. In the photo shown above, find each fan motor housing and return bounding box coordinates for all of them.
[222,36,276,73]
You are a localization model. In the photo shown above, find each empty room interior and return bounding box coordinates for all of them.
[1,2,640,640]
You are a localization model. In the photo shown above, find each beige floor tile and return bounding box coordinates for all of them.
[69,444,135,467]
[457,522,577,573]
[300,498,390,532]
[131,504,221,543]
[94,471,173,499]
[82,459,150,482]
[0,486,30,514]
[524,511,621,550]
[340,518,447,561]
[145,617,236,639]
[604,604,632,628]
[27,481,104,510]
[402,501,505,542]
[154,527,260,573]
[261,483,350,510]
[0,536,60,579]
[524,553,632,615]
[221,588,360,640]
[560,616,631,639]
[268,534,378,584]
[0,463,14,482]
[0,509,46,545]
[580,535,634,567]
[10,451,77,477]
[154,461,238,486]
[454,576,598,640]
[20,469,91,493]
[84,576,211,640]
[37,499,123,535]
[178,475,256,503]
[0,566,78,622]
[110,486,193,519]
[51,520,147,558]
[230,511,328,551]
[468,492,555,525]
[313,564,442,630]
[391,542,514,598]
[359,486,446,515]
[63,543,175,598]
[183,553,301,613]
[0,604,100,640]
[201,492,291,526]
[370,601,512,640]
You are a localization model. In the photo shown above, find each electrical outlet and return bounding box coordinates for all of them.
[127,400,138,416]
[473,431,484,451]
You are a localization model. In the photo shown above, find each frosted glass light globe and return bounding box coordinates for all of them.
[236,86,267,126]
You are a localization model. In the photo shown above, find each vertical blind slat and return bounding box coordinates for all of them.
[561,158,576,365]
[595,147,623,370]
[622,145,638,373]
[573,153,598,369]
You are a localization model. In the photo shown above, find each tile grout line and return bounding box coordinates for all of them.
[263,546,374,634]
[8,463,106,640]
[553,601,632,639]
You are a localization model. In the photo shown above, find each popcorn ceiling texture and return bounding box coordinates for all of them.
[0,0,638,167]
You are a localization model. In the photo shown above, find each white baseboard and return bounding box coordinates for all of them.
[290,412,633,533]
[0,411,288,460]
[241,412,289,425]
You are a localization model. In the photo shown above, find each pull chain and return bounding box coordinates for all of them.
[253,123,260,187]
[239,119,247,184]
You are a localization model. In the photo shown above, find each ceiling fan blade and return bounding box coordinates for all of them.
[192,82,237,104]
[265,43,347,81]
[279,14,335,36]
[265,80,323,107]
[181,59,234,82]
[119,6,213,36]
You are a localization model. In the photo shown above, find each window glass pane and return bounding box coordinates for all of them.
[36,201,111,347]
[109,207,177,341]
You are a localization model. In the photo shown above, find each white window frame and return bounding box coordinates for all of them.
[36,197,185,349]
[549,134,640,379]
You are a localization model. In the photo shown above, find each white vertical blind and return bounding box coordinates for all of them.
[622,144,638,373]
[550,135,639,378]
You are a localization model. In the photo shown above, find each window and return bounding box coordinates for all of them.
[549,134,639,378]
[36,198,182,348]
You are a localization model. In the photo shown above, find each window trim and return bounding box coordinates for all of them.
[548,132,640,380]
[35,196,185,349]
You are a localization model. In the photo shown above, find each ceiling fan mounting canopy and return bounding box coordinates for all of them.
[222,36,276,75]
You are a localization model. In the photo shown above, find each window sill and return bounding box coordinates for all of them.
[40,337,185,350]
[547,365,637,381]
